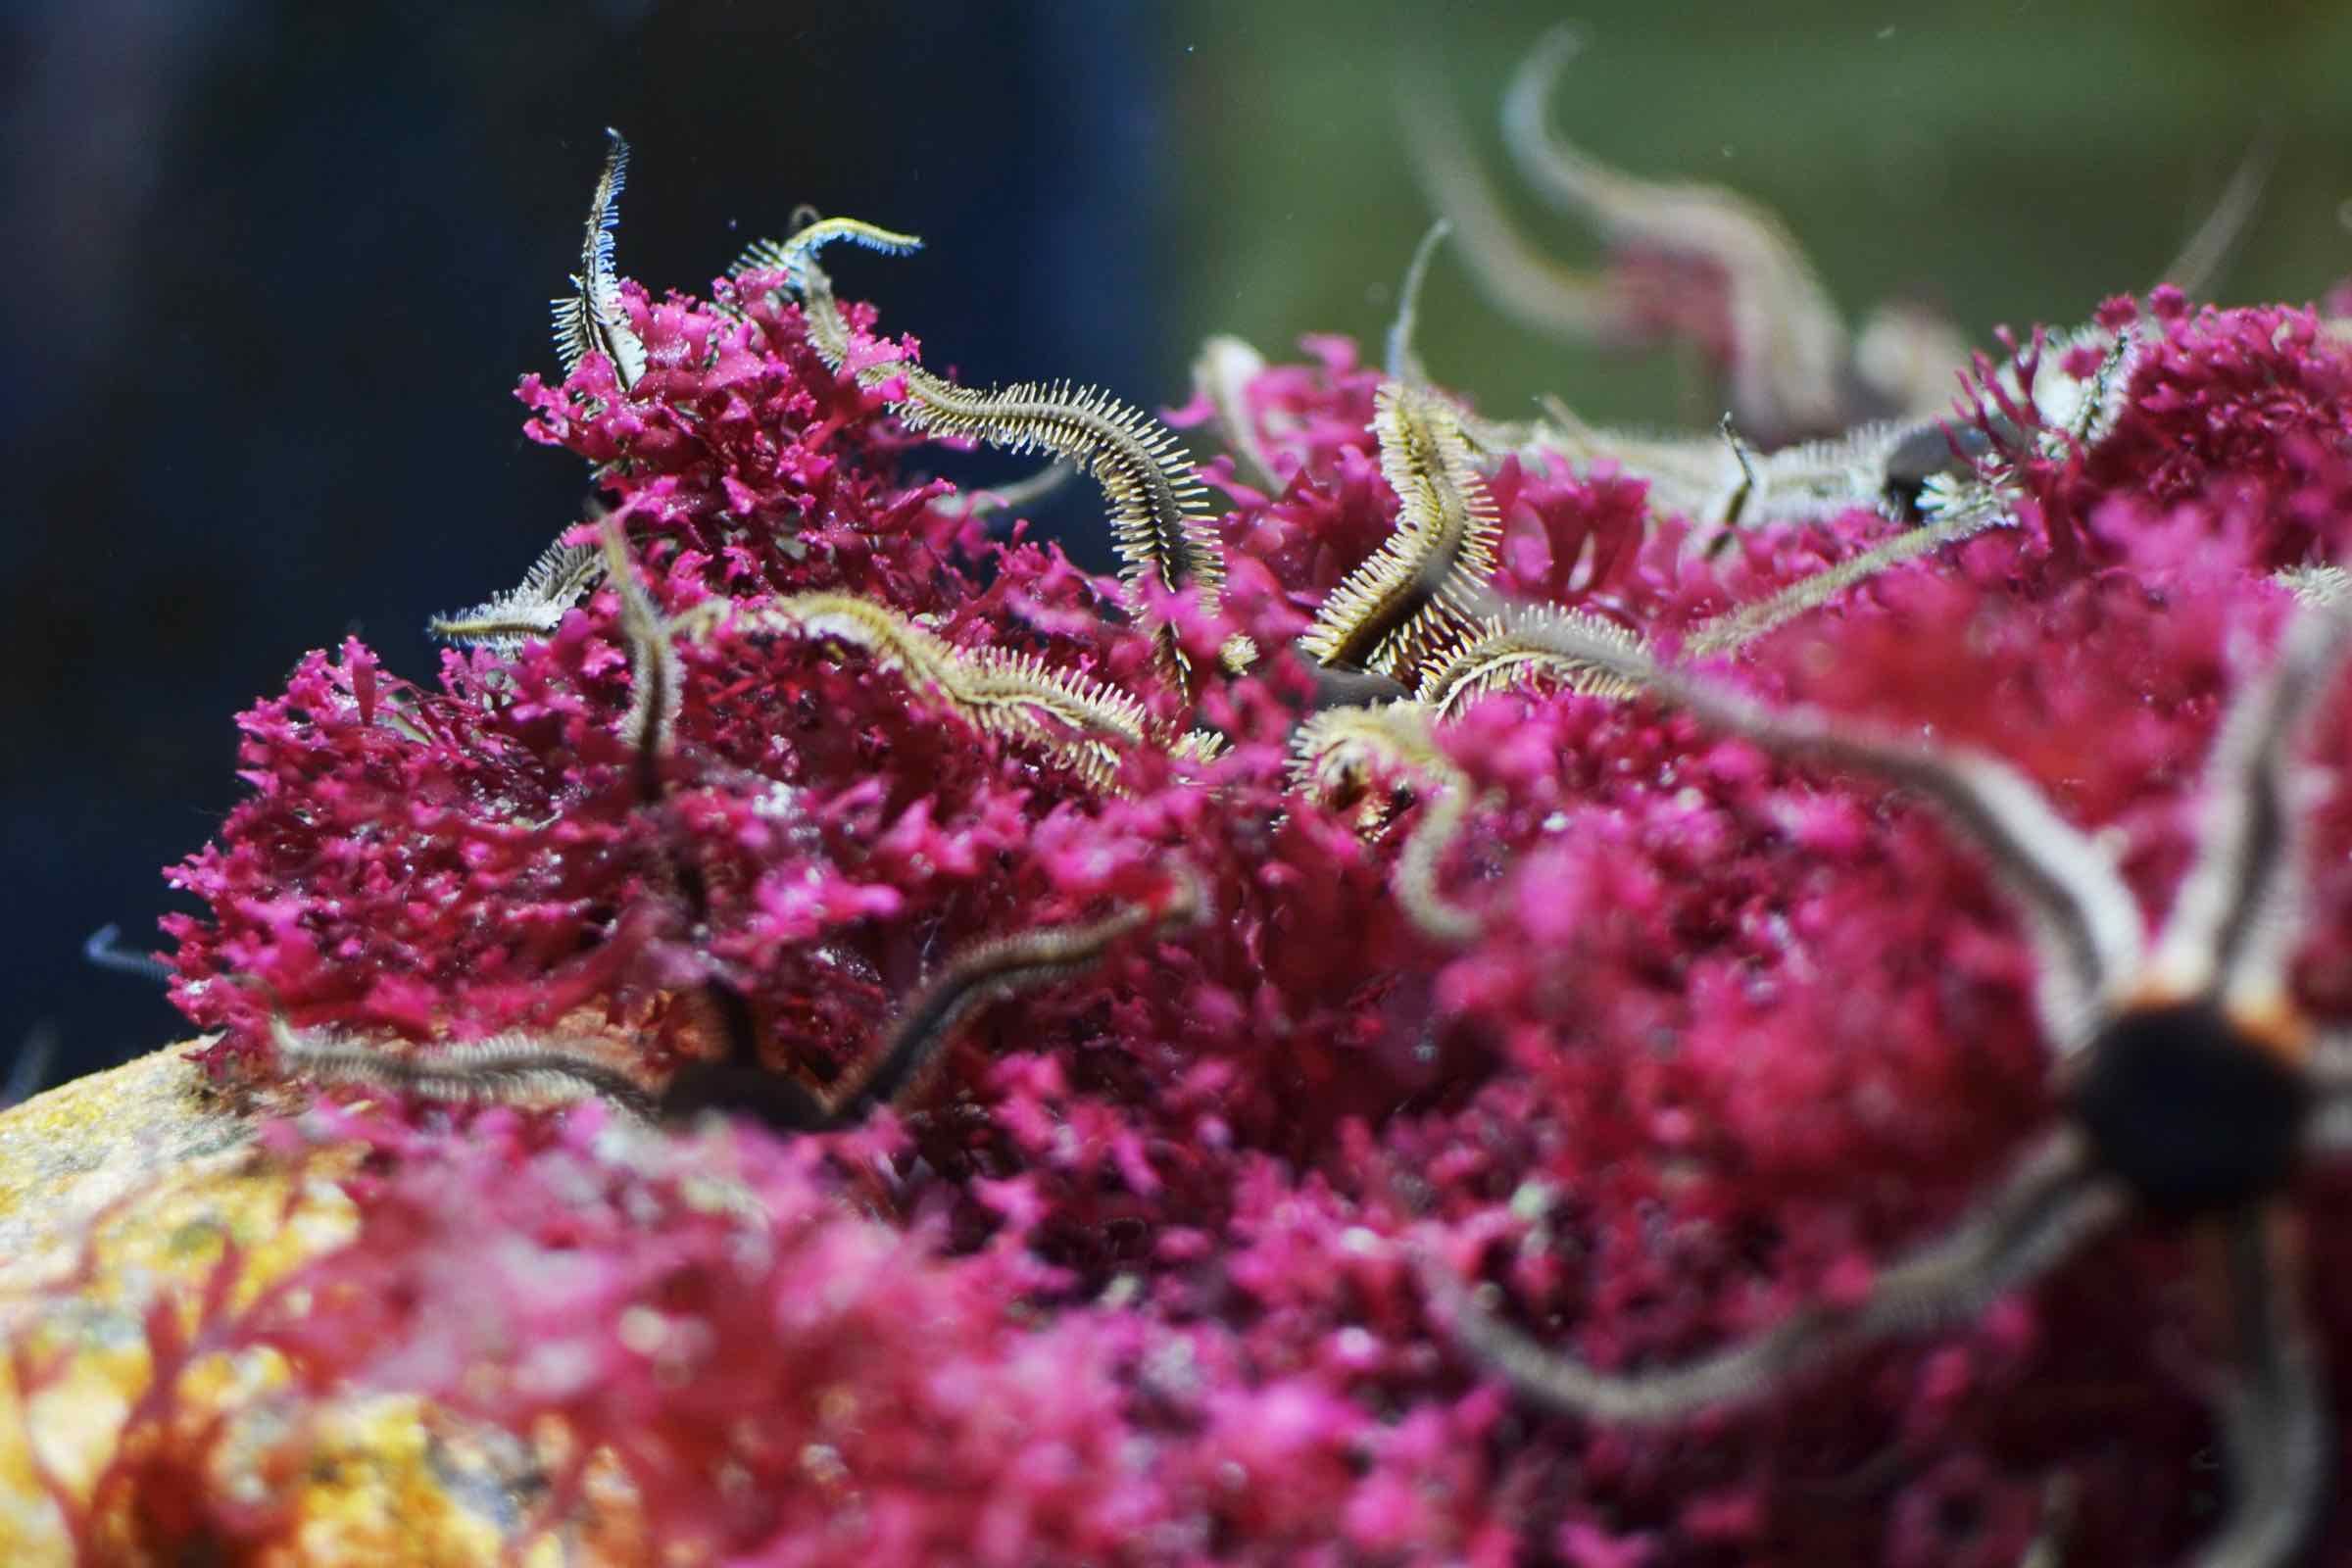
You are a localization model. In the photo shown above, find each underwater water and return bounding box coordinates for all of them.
[8,3,2352,1562]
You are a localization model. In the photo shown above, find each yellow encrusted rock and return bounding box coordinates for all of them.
[0,1047,625,1566]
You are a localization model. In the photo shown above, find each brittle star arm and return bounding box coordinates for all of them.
[271,1020,660,1123]
[1396,68,1638,349]
[1489,604,2147,1046]
[2297,1055,2352,1150]
[2150,601,2352,1011]
[1499,25,1847,439]
[660,872,1205,1129]
[1385,219,1453,385]
[1425,1128,2128,1425]
[429,529,606,649]
[2191,1206,2328,1568]
[2157,130,2276,301]
[1189,335,1281,494]
[549,128,646,389]
[1294,704,1483,944]
[1679,500,2016,661]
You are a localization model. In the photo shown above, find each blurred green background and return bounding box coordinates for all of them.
[1163,0,2352,426]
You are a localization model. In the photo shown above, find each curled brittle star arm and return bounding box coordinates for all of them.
[1298,383,1499,682]
[729,216,923,292]
[1478,600,2146,1044]
[1385,220,1453,385]
[840,877,1201,1114]
[600,514,685,765]
[660,872,1205,1129]
[2158,131,2276,300]
[1396,68,1635,349]
[1416,605,1646,719]
[1500,26,1846,438]
[84,923,173,982]
[2150,601,2352,1009]
[1391,779,1480,945]
[1190,335,1280,493]
[725,593,1147,787]
[1293,704,1482,943]
[429,531,607,649]
[1423,1129,2124,1425]
[788,226,1220,680]
[796,260,858,367]
[928,460,1076,521]
[887,374,1222,650]
[594,518,775,1088]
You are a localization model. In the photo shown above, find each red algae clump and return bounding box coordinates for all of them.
[11,92,2352,1568]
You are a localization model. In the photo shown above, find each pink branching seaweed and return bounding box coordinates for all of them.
[126,127,2352,1565]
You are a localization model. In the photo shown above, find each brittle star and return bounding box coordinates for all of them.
[1422,597,2352,1567]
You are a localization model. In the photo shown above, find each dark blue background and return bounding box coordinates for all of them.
[2,1,1163,1089]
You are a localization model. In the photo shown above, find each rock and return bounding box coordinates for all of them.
[0,1048,588,1566]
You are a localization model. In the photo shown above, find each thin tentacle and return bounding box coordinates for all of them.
[1483,599,2147,1046]
[2297,1063,2352,1152]
[271,1019,659,1123]
[1500,25,1846,439]
[2150,601,2352,1010]
[1426,1129,2125,1425]
[660,871,1204,1129]
[1190,335,1281,493]
[2158,131,2276,300]
[2189,1206,2329,1568]
[1385,219,1454,384]
[1681,500,2015,660]
[1396,68,1637,349]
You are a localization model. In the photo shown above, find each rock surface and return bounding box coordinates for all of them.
[0,1049,576,1566]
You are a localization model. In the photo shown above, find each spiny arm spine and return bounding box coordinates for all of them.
[1298,381,1499,682]
[550,128,647,389]
[783,220,1225,674]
